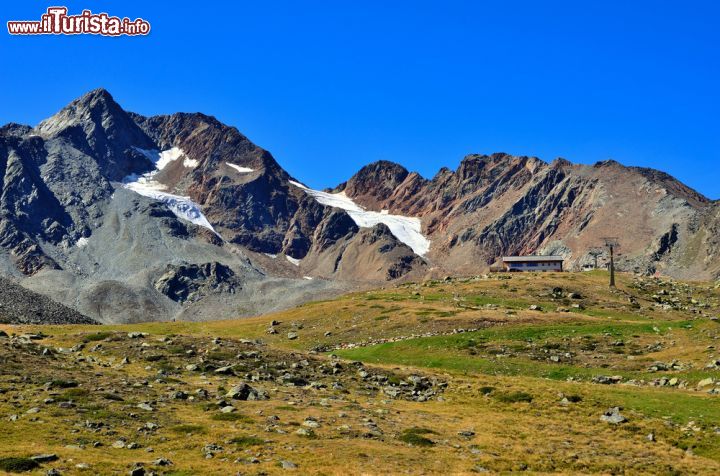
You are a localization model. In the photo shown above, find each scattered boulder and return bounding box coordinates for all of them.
[281,460,298,469]
[592,375,623,385]
[31,454,58,463]
[698,378,715,388]
[600,407,627,424]
[129,466,145,476]
[225,383,266,400]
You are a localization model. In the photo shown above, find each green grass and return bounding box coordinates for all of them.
[465,295,547,310]
[170,424,207,434]
[81,331,113,342]
[479,386,495,395]
[48,379,78,389]
[335,317,720,429]
[495,391,533,403]
[102,393,124,401]
[568,307,650,321]
[0,458,39,473]
[211,412,253,422]
[398,428,436,446]
[601,386,720,426]
[58,388,90,401]
[230,436,266,447]
[334,321,691,382]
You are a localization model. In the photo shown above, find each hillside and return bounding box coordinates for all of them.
[0,277,96,325]
[1,271,719,474]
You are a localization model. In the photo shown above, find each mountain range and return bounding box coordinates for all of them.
[0,88,717,323]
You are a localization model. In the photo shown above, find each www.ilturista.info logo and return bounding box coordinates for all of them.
[7,7,150,36]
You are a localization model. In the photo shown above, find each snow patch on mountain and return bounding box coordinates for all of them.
[286,255,301,266]
[134,146,191,170]
[156,147,185,169]
[123,148,217,233]
[288,180,430,256]
[125,185,217,232]
[183,158,199,168]
[227,163,254,173]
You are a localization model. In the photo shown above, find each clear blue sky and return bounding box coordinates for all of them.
[2,1,718,198]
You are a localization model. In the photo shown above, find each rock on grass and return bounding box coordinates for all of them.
[600,407,627,424]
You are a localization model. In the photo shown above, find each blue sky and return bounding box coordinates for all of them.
[2,1,718,198]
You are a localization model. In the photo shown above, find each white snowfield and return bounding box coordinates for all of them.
[288,180,430,256]
[286,255,301,266]
[124,148,217,233]
[226,163,255,173]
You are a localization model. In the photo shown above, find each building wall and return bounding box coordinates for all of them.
[503,261,563,272]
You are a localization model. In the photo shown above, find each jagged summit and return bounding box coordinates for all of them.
[34,88,156,180]
[36,88,124,135]
[338,160,412,208]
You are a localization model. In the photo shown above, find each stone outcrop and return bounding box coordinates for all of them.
[154,262,240,303]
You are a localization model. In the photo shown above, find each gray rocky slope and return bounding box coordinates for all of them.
[0,89,717,324]
[0,90,420,323]
[0,277,95,325]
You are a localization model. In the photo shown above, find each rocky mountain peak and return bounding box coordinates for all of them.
[593,159,621,168]
[453,153,544,185]
[0,123,32,138]
[341,160,410,203]
[131,111,284,176]
[36,88,122,135]
[551,157,573,168]
[34,88,156,181]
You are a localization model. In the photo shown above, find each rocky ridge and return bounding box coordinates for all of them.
[338,155,720,279]
[0,88,717,324]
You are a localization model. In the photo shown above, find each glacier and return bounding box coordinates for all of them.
[124,148,217,233]
[288,181,430,256]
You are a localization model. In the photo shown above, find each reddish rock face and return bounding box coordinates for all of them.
[338,153,718,279]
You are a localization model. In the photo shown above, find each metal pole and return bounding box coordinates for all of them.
[609,245,615,287]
